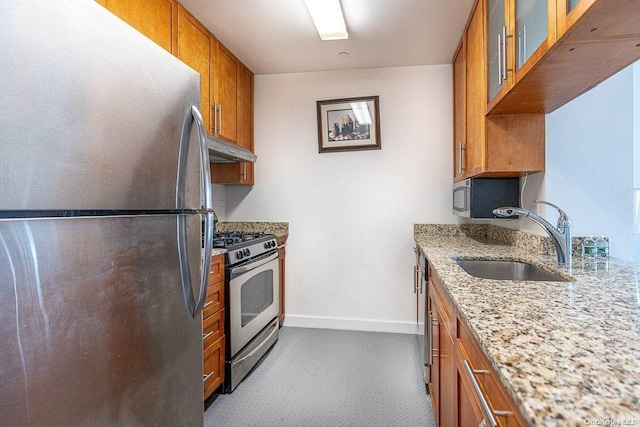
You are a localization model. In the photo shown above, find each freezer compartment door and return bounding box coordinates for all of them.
[0,215,203,426]
[0,1,201,211]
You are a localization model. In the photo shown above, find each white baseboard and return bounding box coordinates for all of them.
[282,314,418,335]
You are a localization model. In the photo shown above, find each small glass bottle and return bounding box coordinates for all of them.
[595,235,609,259]
[581,236,597,258]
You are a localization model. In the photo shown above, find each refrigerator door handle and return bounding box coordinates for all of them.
[177,106,213,318]
[193,106,213,317]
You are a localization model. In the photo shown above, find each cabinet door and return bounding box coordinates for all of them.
[237,65,254,184]
[457,361,488,427]
[487,0,510,104]
[453,39,466,181]
[438,306,456,427]
[556,0,597,38]
[211,61,254,185]
[515,0,550,69]
[212,41,238,142]
[429,299,441,424]
[96,0,178,54]
[465,0,486,177]
[177,5,211,133]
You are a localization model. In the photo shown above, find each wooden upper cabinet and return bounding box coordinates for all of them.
[486,0,557,110]
[465,0,487,179]
[177,5,211,132]
[236,64,255,185]
[454,0,545,180]
[486,0,640,114]
[96,0,178,54]
[453,39,466,181]
[211,40,238,142]
[210,62,254,185]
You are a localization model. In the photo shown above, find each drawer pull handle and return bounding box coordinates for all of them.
[203,371,215,382]
[203,331,215,340]
[463,359,501,427]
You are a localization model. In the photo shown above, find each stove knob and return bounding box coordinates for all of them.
[236,252,243,260]
[244,248,251,257]
[264,242,270,249]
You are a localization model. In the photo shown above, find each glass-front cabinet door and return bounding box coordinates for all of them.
[487,0,508,103]
[568,0,581,12]
[515,0,548,70]
[556,0,597,39]
[486,0,559,111]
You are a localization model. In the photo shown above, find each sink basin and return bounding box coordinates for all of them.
[455,259,569,282]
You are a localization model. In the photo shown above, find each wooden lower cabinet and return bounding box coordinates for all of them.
[203,336,225,399]
[204,253,225,400]
[429,275,456,427]
[277,236,287,325]
[429,268,527,426]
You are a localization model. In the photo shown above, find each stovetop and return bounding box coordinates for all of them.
[213,231,272,248]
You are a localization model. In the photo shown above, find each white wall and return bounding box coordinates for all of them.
[499,65,636,261]
[224,65,457,333]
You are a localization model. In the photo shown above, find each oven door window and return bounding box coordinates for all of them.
[240,270,274,327]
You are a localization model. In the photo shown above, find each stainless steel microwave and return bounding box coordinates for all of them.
[452,178,520,218]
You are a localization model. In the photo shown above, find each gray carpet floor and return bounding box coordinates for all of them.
[204,326,435,427]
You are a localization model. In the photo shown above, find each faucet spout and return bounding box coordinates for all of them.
[493,203,572,270]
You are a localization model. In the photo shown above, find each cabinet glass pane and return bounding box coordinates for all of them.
[568,0,580,12]
[488,0,506,101]
[516,0,548,70]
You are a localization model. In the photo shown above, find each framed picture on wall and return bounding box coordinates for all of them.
[316,96,381,153]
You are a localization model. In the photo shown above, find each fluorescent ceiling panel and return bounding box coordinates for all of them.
[304,0,348,41]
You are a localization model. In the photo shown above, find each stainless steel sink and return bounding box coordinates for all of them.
[455,259,569,282]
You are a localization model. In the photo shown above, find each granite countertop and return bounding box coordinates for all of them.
[216,221,289,239]
[211,248,226,257]
[414,225,640,426]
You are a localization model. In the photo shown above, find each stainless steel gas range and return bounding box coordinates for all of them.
[214,232,280,392]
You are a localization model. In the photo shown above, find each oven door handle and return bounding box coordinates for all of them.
[230,252,279,275]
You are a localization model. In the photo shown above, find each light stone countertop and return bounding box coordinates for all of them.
[216,221,289,239]
[211,248,226,257]
[414,226,640,426]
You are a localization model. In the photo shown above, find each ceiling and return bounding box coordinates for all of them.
[178,0,476,75]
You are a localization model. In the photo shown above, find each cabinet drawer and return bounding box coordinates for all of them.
[456,318,527,427]
[203,281,224,319]
[203,308,224,349]
[209,254,224,284]
[203,335,225,399]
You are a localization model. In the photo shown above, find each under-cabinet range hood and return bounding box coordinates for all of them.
[207,135,257,163]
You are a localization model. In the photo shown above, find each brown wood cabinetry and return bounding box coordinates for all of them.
[203,253,225,400]
[428,263,527,427]
[453,39,466,181]
[277,236,287,325]
[98,0,257,186]
[210,63,255,185]
[485,0,640,114]
[428,269,456,427]
[210,40,238,142]
[177,5,212,133]
[454,0,545,182]
[96,0,178,54]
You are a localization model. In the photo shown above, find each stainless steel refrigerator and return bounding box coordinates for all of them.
[0,1,214,425]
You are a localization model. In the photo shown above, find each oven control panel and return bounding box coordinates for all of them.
[228,238,277,265]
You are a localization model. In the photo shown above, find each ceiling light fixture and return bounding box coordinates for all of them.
[304,0,348,41]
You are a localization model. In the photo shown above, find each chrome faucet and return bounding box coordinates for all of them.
[493,200,572,269]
